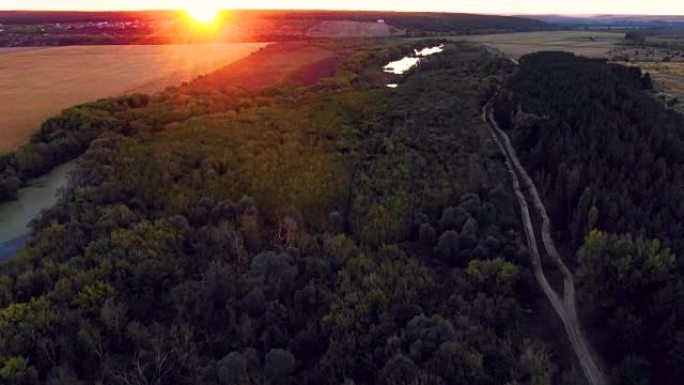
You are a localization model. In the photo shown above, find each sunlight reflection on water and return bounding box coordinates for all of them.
[383,44,445,87]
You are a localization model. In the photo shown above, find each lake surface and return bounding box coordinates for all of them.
[0,161,75,260]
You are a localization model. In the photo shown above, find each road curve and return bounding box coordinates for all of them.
[482,99,608,385]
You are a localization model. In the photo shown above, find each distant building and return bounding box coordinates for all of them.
[378,19,385,24]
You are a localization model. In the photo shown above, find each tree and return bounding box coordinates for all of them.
[328,211,344,234]
[577,230,675,313]
[613,355,650,385]
[625,31,647,44]
[264,349,295,381]
[217,352,248,385]
[460,217,479,248]
[576,230,683,378]
[438,207,457,231]
[243,252,297,303]
[517,340,555,385]
[0,356,38,385]
[571,187,593,244]
[0,167,20,201]
[418,224,436,246]
[466,258,519,295]
[430,342,483,383]
[379,355,419,385]
[405,314,456,362]
[435,231,460,265]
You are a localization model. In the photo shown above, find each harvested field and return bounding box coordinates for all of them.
[187,42,345,92]
[631,61,684,78]
[452,31,625,58]
[0,43,268,152]
[0,47,47,55]
[625,61,684,113]
[446,30,684,113]
[307,20,406,38]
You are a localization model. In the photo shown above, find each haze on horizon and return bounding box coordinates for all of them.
[1,0,683,16]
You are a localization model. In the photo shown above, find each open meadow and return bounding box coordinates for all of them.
[0,43,267,152]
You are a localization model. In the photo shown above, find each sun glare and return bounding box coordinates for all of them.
[185,5,221,25]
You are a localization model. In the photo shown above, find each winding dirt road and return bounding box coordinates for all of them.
[482,99,607,385]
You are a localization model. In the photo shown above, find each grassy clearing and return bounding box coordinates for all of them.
[0,43,267,152]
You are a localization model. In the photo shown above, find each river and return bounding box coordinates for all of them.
[0,161,75,260]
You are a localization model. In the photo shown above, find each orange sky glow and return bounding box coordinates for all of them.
[1,1,683,16]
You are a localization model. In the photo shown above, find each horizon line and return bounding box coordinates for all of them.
[0,8,682,17]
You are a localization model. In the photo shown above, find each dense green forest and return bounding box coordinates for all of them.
[0,42,588,384]
[494,51,684,385]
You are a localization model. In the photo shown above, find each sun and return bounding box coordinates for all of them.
[185,5,221,25]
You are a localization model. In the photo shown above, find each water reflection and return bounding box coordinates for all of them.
[383,44,445,87]
[0,161,75,260]
[414,45,445,57]
[384,57,421,75]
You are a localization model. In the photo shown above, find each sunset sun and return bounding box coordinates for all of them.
[185,5,221,25]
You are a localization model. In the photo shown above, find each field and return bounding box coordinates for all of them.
[0,43,267,152]
[447,30,684,113]
[306,20,406,37]
[452,31,626,58]
[187,42,345,92]
[624,61,684,113]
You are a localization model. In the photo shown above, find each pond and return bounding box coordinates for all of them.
[0,161,75,260]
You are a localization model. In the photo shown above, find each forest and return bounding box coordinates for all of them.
[0,42,592,384]
[494,51,684,385]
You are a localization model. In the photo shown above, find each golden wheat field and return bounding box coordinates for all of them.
[0,43,268,152]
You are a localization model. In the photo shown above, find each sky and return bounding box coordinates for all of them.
[1,0,683,16]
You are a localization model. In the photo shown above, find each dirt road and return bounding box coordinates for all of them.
[482,100,608,385]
